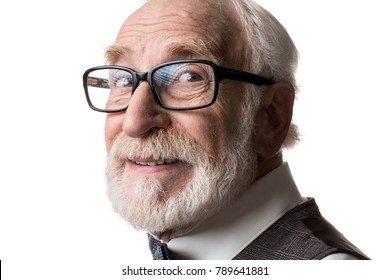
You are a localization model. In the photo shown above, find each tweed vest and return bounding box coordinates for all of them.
[233,198,369,260]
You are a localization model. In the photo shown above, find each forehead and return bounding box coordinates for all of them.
[108,0,241,66]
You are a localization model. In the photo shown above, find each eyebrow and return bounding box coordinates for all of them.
[104,45,125,65]
[104,40,222,65]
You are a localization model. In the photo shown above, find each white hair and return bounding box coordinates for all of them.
[229,0,300,148]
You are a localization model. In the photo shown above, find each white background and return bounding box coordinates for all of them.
[0,0,388,279]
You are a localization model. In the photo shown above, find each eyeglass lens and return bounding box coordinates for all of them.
[86,62,216,111]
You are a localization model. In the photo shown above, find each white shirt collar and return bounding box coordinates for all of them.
[167,162,303,260]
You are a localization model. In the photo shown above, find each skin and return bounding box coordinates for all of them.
[104,0,295,236]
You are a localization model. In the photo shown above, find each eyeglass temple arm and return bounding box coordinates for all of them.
[86,76,110,89]
[220,67,274,86]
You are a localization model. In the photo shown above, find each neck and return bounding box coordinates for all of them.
[254,153,284,181]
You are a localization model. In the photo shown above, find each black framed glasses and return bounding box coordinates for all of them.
[83,59,274,112]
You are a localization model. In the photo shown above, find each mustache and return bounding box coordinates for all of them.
[108,128,208,165]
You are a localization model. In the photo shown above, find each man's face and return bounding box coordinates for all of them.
[104,0,258,239]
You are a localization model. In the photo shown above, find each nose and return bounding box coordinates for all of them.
[122,81,171,138]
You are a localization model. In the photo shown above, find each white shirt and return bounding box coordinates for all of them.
[167,163,358,260]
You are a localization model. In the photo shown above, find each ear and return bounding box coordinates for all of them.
[253,82,295,158]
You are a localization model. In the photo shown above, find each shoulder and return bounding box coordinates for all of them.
[234,198,369,260]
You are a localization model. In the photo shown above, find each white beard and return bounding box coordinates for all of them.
[106,97,259,237]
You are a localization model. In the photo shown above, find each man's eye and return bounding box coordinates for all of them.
[177,72,203,83]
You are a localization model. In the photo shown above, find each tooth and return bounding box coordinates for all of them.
[132,159,179,166]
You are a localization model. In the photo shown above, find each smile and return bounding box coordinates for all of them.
[131,159,179,166]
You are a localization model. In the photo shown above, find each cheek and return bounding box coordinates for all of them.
[217,83,245,128]
[105,114,124,153]
[175,108,235,157]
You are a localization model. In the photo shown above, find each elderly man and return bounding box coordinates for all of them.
[83,0,368,260]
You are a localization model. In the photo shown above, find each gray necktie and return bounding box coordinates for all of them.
[148,234,172,260]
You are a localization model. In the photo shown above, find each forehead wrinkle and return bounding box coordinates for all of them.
[108,0,239,67]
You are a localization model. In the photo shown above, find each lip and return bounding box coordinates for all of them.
[126,158,183,173]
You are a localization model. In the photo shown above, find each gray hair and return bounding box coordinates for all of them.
[230,0,300,149]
